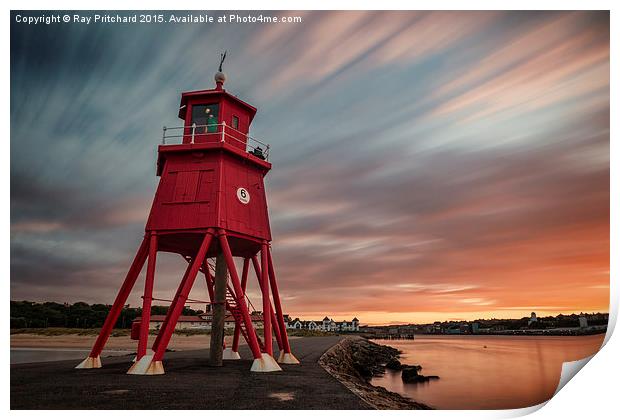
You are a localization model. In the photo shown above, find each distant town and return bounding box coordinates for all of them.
[10,301,607,337]
[9,300,360,333]
[357,311,608,338]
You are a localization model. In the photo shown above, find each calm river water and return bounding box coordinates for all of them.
[371,334,605,410]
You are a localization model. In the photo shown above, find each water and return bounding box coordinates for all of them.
[371,335,605,410]
[11,348,131,364]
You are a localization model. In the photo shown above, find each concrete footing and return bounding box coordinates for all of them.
[127,354,163,375]
[250,353,282,372]
[222,348,241,360]
[75,356,101,369]
[132,348,154,363]
[278,352,300,364]
[128,357,165,375]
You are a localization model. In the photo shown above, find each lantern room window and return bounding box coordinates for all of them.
[192,103,219,134]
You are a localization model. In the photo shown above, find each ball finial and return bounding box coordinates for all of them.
[215,50,227,90]
[215,71,226,85]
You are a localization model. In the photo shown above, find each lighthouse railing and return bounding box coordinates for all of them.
[161,123,270,160]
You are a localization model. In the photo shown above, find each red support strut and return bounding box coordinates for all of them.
[218,231,281,372]
[137,233,158,359]
[139,230,214,374]
[267,247,299,364]
[76,236,149,369]
[151,261,193,353]
[231,258,250,353]
[260,242,273,356]
[218,231,263,360]
[251,256,283,351]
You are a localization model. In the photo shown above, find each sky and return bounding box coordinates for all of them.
[11,11,609,324]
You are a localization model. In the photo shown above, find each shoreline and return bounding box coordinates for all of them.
[10,333,213,352]
[319,336,431,409]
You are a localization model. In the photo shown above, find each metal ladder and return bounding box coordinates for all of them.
[224,288,264,352]
[184,255,264,352]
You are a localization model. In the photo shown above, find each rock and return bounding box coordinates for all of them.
[385,358,402,370]
[401,366,421,382]
[402,366,439,383]
[318,337,432,409]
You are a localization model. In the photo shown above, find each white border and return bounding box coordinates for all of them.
[4,1,617,418]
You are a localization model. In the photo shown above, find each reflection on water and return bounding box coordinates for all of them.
[371,335,604,410]
[11,348,131,364]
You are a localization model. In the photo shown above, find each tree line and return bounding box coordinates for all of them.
[10,300,204,329]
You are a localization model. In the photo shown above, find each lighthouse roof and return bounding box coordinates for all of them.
[178,88,257,122]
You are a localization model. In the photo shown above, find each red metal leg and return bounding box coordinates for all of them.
[231,258,250,352]
[218,231,262,360]
[252,255,283,351]
[260,243,273,356]
[267,247,292,354]
[137,233,158,359]
[151,261,193,352]
[152,231,214,362]
[87,237,149,359]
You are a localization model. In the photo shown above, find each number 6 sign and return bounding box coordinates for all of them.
[236,187,250,204]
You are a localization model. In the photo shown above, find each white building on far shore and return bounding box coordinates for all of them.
[286,316,359,332]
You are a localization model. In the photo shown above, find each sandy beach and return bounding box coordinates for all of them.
[13,333,216,352]
[11,333,300,352]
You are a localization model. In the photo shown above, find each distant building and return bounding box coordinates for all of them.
[286,316,359,332]
[289,318,319,330]
[579,313,588,329]
[528,312,538,325]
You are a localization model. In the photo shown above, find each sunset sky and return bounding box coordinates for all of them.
[11,11,609,324]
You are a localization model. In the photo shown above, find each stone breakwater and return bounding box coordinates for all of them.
[318,336,431,409]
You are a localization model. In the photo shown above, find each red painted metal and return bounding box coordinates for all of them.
[260,243,273,356]
[267,247,292,354]
[218,231,262,359]
[147,152,271,242]
[137,233,158,358]
[251,255,283,351]
[130,321,141,340]
[84,77,296,372]
[152,231,214,362]
[151,262,193,352]
[231,258,250,352]
[88,236,148,358]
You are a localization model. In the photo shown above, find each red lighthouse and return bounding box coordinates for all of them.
[76,60,299,374]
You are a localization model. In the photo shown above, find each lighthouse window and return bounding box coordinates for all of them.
[232,115,239,129]
[192,104,219,134]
